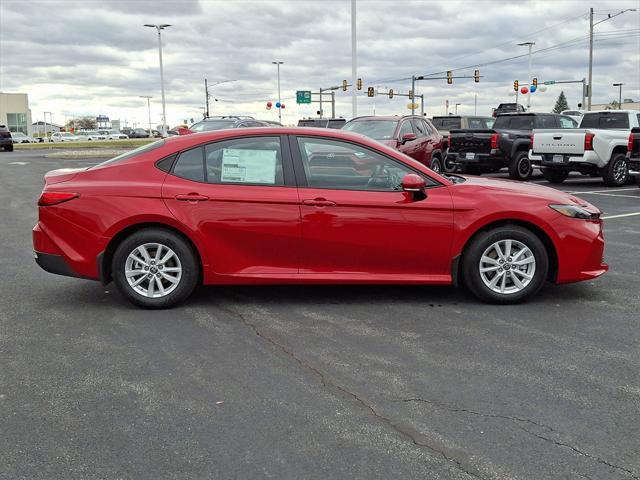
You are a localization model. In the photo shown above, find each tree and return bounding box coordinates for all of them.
[77,116,97,129]
[553,91,569,113]
[605,101,620,110]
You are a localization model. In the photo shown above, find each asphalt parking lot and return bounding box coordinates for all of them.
[1,150,638,480]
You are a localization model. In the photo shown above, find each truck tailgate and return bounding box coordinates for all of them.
[532,129,586,155]
[449,129,494,154]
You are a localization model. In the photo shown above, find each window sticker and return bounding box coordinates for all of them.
[221,148,278,184]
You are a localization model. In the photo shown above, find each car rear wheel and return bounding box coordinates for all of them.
[541,169,569,184]
[430,156,443,173]
[601,153,629,187]
[112,228,199,309]
[462,225,548,304]
[508,151,533,181]
[4,144,13,152]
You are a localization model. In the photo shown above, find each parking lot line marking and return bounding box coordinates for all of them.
[566,187,640,194]
[577,192,640,199]
[602,212,640,220]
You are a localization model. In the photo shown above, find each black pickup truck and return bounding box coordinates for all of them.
[446,112,578,180]
[628,127,640,187]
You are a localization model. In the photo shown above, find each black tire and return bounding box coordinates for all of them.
[635,175,640,187]
[5,144,13,152]
[541,169,569,184]
[112,228,199,309]
[462,225,548,304]
[443,156,457,173]
[430,156,443,173]
[508,151,533,181]
[601,153,629,187]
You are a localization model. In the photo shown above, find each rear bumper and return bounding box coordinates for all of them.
[34,251,86,279]
[529,150,604,169]
[446,151,505,169]
[628,156,640,176]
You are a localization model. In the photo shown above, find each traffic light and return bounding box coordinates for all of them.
[532,77,538,87]
[388,89,394,99]
[408,90,414,100]
[367,87,375,97]
[474,69,480,83]
[447,70,453,84]
[513,80,519,92]
[342,79,348,91]
[357,78,363,90]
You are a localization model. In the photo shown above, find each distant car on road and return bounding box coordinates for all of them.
[50,132,81,142]
[342,115,445,171]
[561,110,584,123]
[98,130,129,140]
[11,131,36,143]
[492,103,527,117]
[127,128,150,139]
[298,118,346,129]
[77,130,107,141]
[0,124,13,151]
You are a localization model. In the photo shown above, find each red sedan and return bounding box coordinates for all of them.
[33,127,607,308]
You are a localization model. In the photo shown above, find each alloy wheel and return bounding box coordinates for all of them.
[613,158,628,184]
[479,239,536,295]
[125,243,182,298]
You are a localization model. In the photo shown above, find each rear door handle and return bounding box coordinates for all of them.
[302,198,336,207]
[175,193,209,202]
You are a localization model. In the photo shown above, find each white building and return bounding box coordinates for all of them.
[0,92,33,135]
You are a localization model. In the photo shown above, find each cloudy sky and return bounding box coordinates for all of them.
[1,0,638,128]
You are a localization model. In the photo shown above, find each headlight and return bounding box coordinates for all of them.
[549,204,600,220]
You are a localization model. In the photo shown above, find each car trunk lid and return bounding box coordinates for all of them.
[532,130,586,155]
[448,129,494,154]
[44,167,87,185]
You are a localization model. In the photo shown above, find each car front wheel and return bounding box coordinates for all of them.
[462,225,548,304]
[112,228,199,308]
[430,156,443,173]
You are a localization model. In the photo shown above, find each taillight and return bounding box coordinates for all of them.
[584,133,595,151]
[628,133,634,153]
[530,133,534,148]
[490,133,499,150]
[38,192,79,206]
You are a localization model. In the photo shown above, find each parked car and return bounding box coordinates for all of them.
[492,103,527,117]
[0,124,13,151]
[628,127,640,187]
[561,110,584,123]
[50,132,81,142]
[33,127,607,308]
[11,131,35,143]
[127,128,150,139]
[99,130,129,140]
[342,115,445,171]
[76,130,107,141]
[431,116,495,171]
[185,117,271,134]
[529,110,640,186]
[298,118,346,129]
[447,113,578,180]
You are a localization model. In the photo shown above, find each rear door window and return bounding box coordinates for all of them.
[536,115,558,129]
[173,146,205,182]
[580,113,629,129]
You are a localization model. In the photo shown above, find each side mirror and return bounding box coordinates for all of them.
[401,132,417,144]
[401,174,427,201]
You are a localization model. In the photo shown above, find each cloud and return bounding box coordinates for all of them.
[1,0,638,127]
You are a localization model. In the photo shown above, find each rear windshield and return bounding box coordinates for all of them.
[92,140,165,168]
[190,120,235,132]
[432,117,461,129]
[579,113,629,129]
[342,120,398,140]
[493,115,534,129]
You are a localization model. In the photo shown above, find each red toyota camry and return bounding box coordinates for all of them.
[33,127,607,308]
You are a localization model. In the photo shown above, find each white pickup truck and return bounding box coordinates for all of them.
[529,110,640,186]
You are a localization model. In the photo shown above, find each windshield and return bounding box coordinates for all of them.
[190,120,235,132]
[92,139,165,168]
[61,133,74,137]
[579,113,629,129]
[342,120,398,140]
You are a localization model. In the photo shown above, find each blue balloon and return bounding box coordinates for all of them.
[275,102,281,108]
[530,85,537,93]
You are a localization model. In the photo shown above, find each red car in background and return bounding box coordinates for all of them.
[342,115,445,172]
[34,127,607,308]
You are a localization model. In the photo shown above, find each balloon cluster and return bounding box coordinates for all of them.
[509,85,547,96]
[266,101,285,110]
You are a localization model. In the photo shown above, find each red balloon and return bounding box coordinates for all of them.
[280,104,285,109]
[520,86,529,94]
[266,101,272,107]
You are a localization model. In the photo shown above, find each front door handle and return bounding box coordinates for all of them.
[175,193,209,202]
[302,198,336,207]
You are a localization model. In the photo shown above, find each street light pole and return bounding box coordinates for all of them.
[144,24,171,136]
[613,83,624,109]
[139,96,153,136]
[351,0,357,118]
[517,41,535,110]
[455,103,460,115]
[272,61,284,123]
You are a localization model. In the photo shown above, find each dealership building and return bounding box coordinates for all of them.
[0,92,32,135]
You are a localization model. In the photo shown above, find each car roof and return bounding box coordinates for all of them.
[347,115,424,121]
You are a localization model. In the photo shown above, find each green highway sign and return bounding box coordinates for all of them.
[296,90,312,104]
[543,80,556,85]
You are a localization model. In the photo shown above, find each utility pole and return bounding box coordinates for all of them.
[411,76,416,115]
[139,96,153,135]
[351,0,357,118]
[588,7,594,111]
[144,24,171,135]
[613,83,624,109]
[455,103,460,115]
[517,42,535,110]
[272,61,284,123]
[474,93,477,115]
[204,79,209,118]
[331,91,335,118]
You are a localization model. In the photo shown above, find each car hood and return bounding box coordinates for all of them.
[457,175,595,208]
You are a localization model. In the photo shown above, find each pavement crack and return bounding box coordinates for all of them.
[216,301,486,480]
